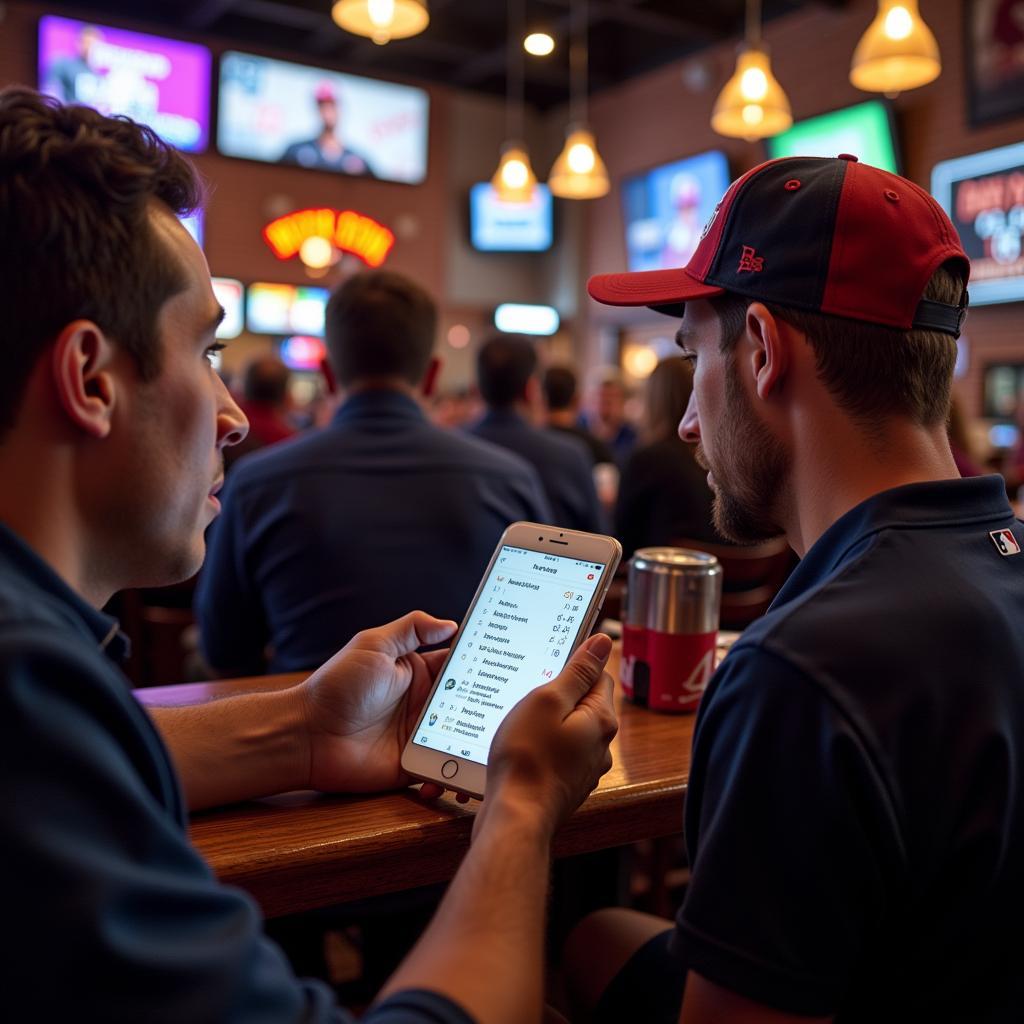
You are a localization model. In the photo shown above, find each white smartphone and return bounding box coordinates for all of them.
[401,521,622,798]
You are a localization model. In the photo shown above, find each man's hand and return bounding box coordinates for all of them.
[475,632,618,841]
[299,611,457,794]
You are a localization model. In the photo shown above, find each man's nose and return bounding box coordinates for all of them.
[216,376,249,450]
[679,392,700,444]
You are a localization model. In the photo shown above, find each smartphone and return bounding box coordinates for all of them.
[401,521,622,798]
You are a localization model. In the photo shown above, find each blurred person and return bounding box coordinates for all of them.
[614,357,719,558]
[280,82,375,176]
[566,155,1024,1023]
[542,365,615,466]
[0,88,615,1024]
[947,393,985,478]
[198,272,551,674]
[224,354,295,469]
[581,366,638,466]
[430,386,481,430]
[43,23,103,105]
[470,335,602,533]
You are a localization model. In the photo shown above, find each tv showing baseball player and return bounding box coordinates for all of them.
[217,51,429,184]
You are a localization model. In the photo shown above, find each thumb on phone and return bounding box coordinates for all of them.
[547,633,613,713]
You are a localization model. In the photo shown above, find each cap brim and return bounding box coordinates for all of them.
[588,267,724,319]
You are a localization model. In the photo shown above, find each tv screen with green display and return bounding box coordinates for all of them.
[766,100,898,173]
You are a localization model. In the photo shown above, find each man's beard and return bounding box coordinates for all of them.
[694,356,789,544]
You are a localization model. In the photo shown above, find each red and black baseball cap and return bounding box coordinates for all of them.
[589,154,969,338]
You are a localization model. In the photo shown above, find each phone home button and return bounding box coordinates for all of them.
[441,759,459,780]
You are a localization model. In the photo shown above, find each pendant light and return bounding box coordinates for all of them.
[491,0,537,202]
[548,0,609,200]
[711,0,792,141]
[850,0,941,95]
[331,0,429,46]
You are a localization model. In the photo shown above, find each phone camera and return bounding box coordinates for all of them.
[538,535,544,541]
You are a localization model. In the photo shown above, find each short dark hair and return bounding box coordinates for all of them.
[0,88,202,436]
[476,335,537,409]
[542,366,577,411]
[242,356,291,405]
[710,261,965,429]
[324,271,437,387]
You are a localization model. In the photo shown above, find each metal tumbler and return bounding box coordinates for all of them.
[621,548,722,713]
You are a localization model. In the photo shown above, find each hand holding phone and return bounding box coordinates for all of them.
[401,522,622,798]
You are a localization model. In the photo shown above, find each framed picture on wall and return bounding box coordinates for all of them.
[965,0,1024,125]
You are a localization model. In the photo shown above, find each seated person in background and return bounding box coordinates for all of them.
[224,354,295,469]
[580,366,638,467]
[470,335,602,533]
[0,88,616,1024]
[198,271,551,675]
[542,365,615,466]
[566,155,1024,1022]
[614,356,719,558]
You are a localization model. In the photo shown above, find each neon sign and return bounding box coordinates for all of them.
[262,207,395,268]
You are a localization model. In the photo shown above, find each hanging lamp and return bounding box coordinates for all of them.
[711,0,791,141]
[491,0,537,202]
[331,0,429,45]
[850,0,941,94]
[549,0,609,200]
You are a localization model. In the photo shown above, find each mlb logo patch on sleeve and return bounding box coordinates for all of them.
[990,529,1021,556]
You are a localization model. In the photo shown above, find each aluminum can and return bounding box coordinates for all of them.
[622,548,722,713]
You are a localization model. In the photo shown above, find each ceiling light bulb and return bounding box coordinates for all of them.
[548,126,610,200]
[492,143,537,202]
[567,141,596,174]
[524,32,555,56]
[331,0,429,45]
[502,158,529,189]
[883,5,913,39]
[741,103,764,125]
[299,235,334,270]
[740,66,768,101]
[368,0,394,25]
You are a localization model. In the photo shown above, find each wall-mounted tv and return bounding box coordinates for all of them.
[217,51,429,184]
[931,142,1024,307]
[766,100,899,173]
[247,283,329,337]
[470,183,553,252]
[211,278,244,340]
[38,15,211,152]
[280,335,327,372]
[621,150,731,273]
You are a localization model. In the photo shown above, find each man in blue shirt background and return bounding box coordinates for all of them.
[0,87,616,1023]
[470,334,603,534]
[197,270,551,675]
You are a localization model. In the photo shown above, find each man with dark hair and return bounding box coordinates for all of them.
[471,335,602,533]
[542,365,615,467]
[198,271,551,674]
[0,89,616,1022]
[564,155,1024,1022]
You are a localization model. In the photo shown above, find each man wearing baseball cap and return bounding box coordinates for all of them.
[563,155,1024,1022]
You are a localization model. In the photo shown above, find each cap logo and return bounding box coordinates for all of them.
[990,529,1021,556]
[738,245,765,273]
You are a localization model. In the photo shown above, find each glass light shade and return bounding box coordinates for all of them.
[850,0,940,93]
[711,46,792,140]
[491,142,538,203]
[524,32,555,56]
[331,0,429,45]
[549,127,610,199]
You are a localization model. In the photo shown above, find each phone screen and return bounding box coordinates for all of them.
[413,544,607,765]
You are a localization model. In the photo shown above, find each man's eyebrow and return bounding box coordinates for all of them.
[204,305,226,336]
[675,326,694,350]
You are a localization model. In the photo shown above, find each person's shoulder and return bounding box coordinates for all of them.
[226,427,331,489]
[532,422,592,467]
[434,424,541,481]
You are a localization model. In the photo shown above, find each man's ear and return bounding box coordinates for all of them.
[744,302,788,401]
[51,320,119,439]
[420,356,442,399]
[320,356,337,395]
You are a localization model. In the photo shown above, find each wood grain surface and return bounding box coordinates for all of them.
[138,648,694,918]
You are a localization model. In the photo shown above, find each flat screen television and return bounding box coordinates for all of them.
[931,142,1024,307]
[38,15,211,152]
[217,51,429,184]
[469,183,553,252]
[621,150,731,273]
[246,283,329,337]
[280,335,327,371]
[766,100,899,173]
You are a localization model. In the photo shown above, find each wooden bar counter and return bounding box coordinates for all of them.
[138,647,694,919]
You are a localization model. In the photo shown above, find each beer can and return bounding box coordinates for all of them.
[623,548,722,713]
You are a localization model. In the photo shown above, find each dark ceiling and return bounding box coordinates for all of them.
[42,0,844,110]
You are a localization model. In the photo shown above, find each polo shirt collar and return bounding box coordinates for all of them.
[331,388,427,427]
[775,475,1013,608]
[0,520,130,662]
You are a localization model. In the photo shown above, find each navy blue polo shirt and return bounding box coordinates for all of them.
[468,409,602,533]
[0,520,473,1023]
[672,476,1024,1020]
[197,390,552,674]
